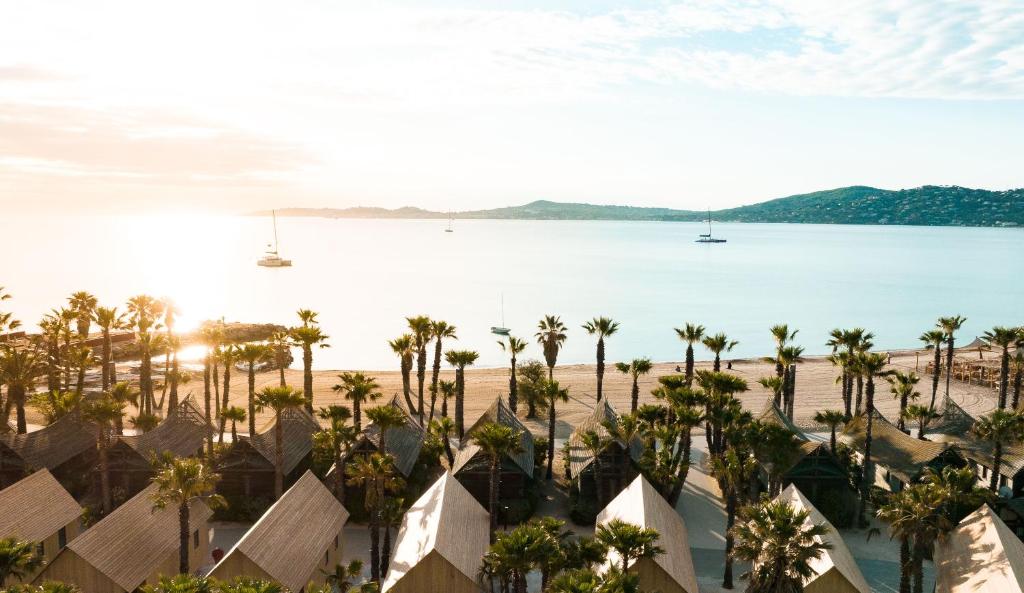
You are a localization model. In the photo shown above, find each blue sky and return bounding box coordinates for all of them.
[1,0,1022,214]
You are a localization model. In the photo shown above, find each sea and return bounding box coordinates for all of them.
[2,215,1020,370]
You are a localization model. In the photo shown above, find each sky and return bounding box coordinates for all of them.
[1,0,1023,215]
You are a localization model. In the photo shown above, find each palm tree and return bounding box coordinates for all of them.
[920,465,991,525]
[888,371,921,433]
[221,406,246,444]
[0,537,42,587]
[366,403,407,452]
[594,519,663,574]
[345,452,404,583]
[332,372,381,431]
[218,344,237,439]
[445,350,479,439]
[407,315,432,422]
[937,315,967,400]
[983,326,1023,410]
[388,334,416,415]
[321,559,366,592]
[254,386,306,498]
[536,315,568,381]
[438,379,456,420]
[83,394,125,514]
[428,320,457,422]
[674,323,705,386]
[580,429,609,510]
[541,379,569,480]
[317,404,357,499]
[615,358,653,413]
[858,351,890,525]
[290,312,330,413]
[267,330,291,387]
[109,381,138,434]
[733,499,831,593]
[236,343,270,437]
[827,350,853,419]
[498,336,527,414]
[758,376,784,411]
[93,306,125,391]
[68,345,92,396]
[151,457,223,575]
[1013,343,1024,410]
[430,416,456,467]
[778,345,805,420]
[200,326,221,457]
[710,447,758,589]
[126,295,163,415]
[473,422,524,541]
[877,484,950,593]
[582,317,619,402]
[482,523,555,593]
[217,577,284,593]
[813,409,846,454]
[159,299,180,409]
[0,345,44,433]
[920,329,946,410]
[703,332,738,372]
[903,404,939,441]
[380,497,404,578]
[140,575,213,593]
[67,291,97,339]
[973,409,1024,492]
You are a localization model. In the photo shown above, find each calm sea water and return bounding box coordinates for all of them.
[2,215,1020,369]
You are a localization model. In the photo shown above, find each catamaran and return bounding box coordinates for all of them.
[695,209,726,243]
[257,210,293,267]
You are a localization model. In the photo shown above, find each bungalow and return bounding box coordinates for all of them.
[0,413,98,496]
[775,485,871,593]
[381,473,489,593]
[566,401,642,520]
[757,399,811,440]
[209,471,349,592]
[452,397,535,516]
[0,469,84,585]
[35,483,212,593]
[596,475,698,593]
[934,505,1024,593]
[217,407,320,502]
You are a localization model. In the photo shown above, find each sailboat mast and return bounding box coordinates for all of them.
[272,209,280,253]
[707,209,712,235]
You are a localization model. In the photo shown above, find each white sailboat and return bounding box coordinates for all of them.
[445,211,454,233]
[257,210,293,267]
[695,209,727,243]
[490,294,510,336]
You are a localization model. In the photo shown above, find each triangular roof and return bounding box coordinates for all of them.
[0,469,82,542]
[212,471,349,593]
[4,413,97,470]
[928,396,976,438]
[757,400,810,441]
[840,409,953,483]
[453,397,534,476]
[567,401,642,478]
[935,505,1024,593]
[776,484,871,593]
[120,397,211,460]
[596,476,699,593]
[248,408,321,474]
[344,395,425,477]
[381,473,489,593]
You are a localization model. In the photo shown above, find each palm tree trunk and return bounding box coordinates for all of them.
[100,434,112,514]
[430,339,443,421]
[231,420,238,443]
[685,345,695,387]
[248,364,257,436]
[141,341,152,415]
[456,367,466,439]
[101,330,112,391]
[945,337,955,399]
[382,521,392,578]
[169,353,179,411]
[723,491,736,589]
[443,433,454,467]
[274,415,285,499]
[220,365,231,442]
[998,347,1010,409]
[401,365,415,419]
[713,353,721,372]
[830,427,837,454]
[991,441,1003,492]
[930,345,942,409]
[898,393,908,432]
[334,445,345,501]
[489,456,499,542]
[353,397,362,432]
[204,356,213,457]
[303,344,314,413]
[841,370,851,419]
[859,378,875,526]
[1013,364,1023,410]
[178,502,190,575]
[13,385,26,434]
[277,345,286,387]
[416,348,426,422]
[898,536,911,593]
[631,376,640,413]
[213,359,221,421]
[369,509,381,582]
[595,337,605,402]
[508,357,518,414]
[855,375,864,415]
[546,398,556,480]
[912,541,925,593]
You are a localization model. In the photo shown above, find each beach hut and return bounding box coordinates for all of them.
[840,410,964,491]
[209,471,349,592]
[596,475,698,593]
[0,469,84,585]
[35,483,212,593]
[927,395,976,439]
[770,441,856,526]
[381,473,489,593]
[103,397,210,500]
[566,401,642,519]
[452,397,535,514]
[0,413,98,495]
[775,484,871,593]
[934,504,1024,593]
[757,399,811,441]
[216,407,320,501]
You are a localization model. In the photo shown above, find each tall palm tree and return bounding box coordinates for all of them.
[317,404,357,500]
[109,381,138,434]
[973,409,1024,492]
[93,306,125,392]
[428,320,457,422]
[407,315,432,422]
[438,379,456,420]
[473,422,524,541]
[83,394,125,514]
[158,299,179,409]
[290,312,330,413]
[345,452,404,583]
[0,537,42,587]
[199,326,221,457]
[877,484,950,593]
[674,323,705,387]
[1013,343,1024,410]
[919,329,946,410]
[582,317,619,402]
[388,334,416,415]
[379,496,404,578]
[703,332,738,372]
[126,295,163,415]
[430,416,456,467]
[813,409,846,454]
[332,371,381,431]
[937,315,967,400]
[710,446,758,589]
[236,343,270,437]
[733,499,831,593]
[888,371,921,433]
[983,326,1023,410]
[267,330,291,387]
[68,345,92,396]
[857,351,890,525]
[254,386,306,498]
[218,344,238,439]
[498,336,527,414]
[221,406,246,443]
[827,350,853,419]
[67,291,97,339]
[536,315,568,381]
[445,349,479,439]
[778,345,805,420]
[594,519,664,574]
[151,457,223,575]
[366,404,407,452]
[615,358,653,413]
[0,345,44,433]
[540,379,569,480]
[482,523,556,593]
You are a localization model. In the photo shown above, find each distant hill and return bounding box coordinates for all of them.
[263,185,1023,227]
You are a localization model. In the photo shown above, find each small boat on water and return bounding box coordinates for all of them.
[695,209,727,243]
[445,211,454,233]
[490,294,511,336]
[258,210,293,267]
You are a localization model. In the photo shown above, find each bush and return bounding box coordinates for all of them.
[213,494,273,521]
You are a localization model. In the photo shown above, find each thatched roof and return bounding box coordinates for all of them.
[840,410,953,484]
[776,485,871,593]
[212,471,349,593]
[928,396,976,438]
[344,395,425,477]
[120,397,210,460]
[4,413,97,470]
[381,473,489,593]
[756,400,810,441]
[958,337,992,352]
[60,483,212,592]
[453,397,534,476]
[249,408,321,475]
[596,476,699,593]
[0,469,82,542]
[935,505,1024,593]
[566,401,642,478]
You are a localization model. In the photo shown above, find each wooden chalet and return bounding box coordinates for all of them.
[209,471,349,592]
[596,475,698,593]
[217,407,320,501]
[935,505,1024,593]
[452,397,535,511]
[840,410,964,491]
[381,473,489,593]
[776,485,871,593]
[0,470,84,585]
[566,401,642,514]
[0,413,98,496]
[36,483,212,593]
